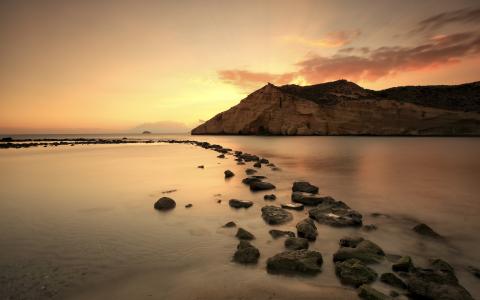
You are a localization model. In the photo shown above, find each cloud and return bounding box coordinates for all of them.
[217,70,296,91]
[412,7,480,34]
[283,30,361,48]
[218,31,480,89]
[130,121,190,133]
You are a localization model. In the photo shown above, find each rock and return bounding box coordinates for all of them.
[389,291,400,298]
[292,192,335,206]
[233,240,260,264]
[269,229,295,239]
[236,227,255,240]
[185,203,193,208]
[406,259,473,300]
[245,168,257,175]
[260,158,269,164]
[281,203,304,210]
[253,162,262,168]
[271,167,281,171]
[242,176,262,185]
[412,223,442,238]
[223,221,236,228]
[392,256,414,272]
[340,236,365,248]
[363,224,378,231]
[261,206,293,225]
[264,194,276,201]
[335,258,378,287]
[229,199,253,209]
[467,266,480,278]
[380,272,407,289]
[308,199,363,227]
[250,181,276,191]
[197,165,204,169]
[266,249,323,275]
[217,199,222,203]
[292,181,319,193]
[237,161,245,165]
[224,170,235,178]
[217,154,225,158]
[296,218,317,241]
[154,197,176,210]
[333,239,385,264]
[430,258,455,274]
[358,284,391,300]
[285,237,309,250]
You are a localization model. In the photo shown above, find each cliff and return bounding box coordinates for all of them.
[191,80,480,136]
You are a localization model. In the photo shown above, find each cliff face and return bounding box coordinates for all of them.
[191,80,480,136]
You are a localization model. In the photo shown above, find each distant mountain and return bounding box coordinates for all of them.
[191,80,480,136]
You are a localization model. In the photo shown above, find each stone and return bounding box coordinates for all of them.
[253,162,262,168]
[229,199,253,209]
[261,206,293,225]
[197,165,204,168]
[236,227,255,240]
[335,258,378,287]
[233,240,260,264]
[392,256,414,272]
[154,197,176,210]
[245,168,257,175]
[224,170,235,178]
[412,223,442,238]
[242,177,262,185]
[269,229,295,239]
[380,272,407,289]
[358,285,391,300]
[296,218,317,241]
[308,200,363,227]
[333,239,385,264]
[217,154,225,158]
[285,237,309,250]
[266,249,323,275]
[250,181,276,191]
[185,203,193,208]
[223,221,236,228]
[363,224,378,231]
[291,192,334,206]
[340,236,365,248]
[281,203,304,210]
[292,181,319,193]
[264,194,276,201]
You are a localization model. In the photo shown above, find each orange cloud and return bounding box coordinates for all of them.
[283,30,361,48]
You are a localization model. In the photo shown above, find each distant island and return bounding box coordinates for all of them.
[191,80,480,136]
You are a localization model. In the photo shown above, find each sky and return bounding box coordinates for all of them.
[1,0,479,134]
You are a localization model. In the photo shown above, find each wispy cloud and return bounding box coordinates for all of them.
[411,7,480,34]
[282,30,361,48]
[217,70,296,91]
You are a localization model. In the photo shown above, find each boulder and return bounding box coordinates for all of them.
[236,227,255,240]
[380,272,407,289]
[335,258,378,287]
[333,239,385,264]
[223,221,236,228]
[285,237,309,250]
[392,256,414,272]
[281,203,304,210]
[269,229,295,239]
[358,285,391,300]
[242,177,263,185]
[292,192,334,206]
[224,170,235,178]
[296,218,318,241]
[340,236,365,248]
[233,240,260,264]
[308,200,362,227]
[264,194,277,201]
[250,181,276,191]
[261,206,293,225]
[266,249,323,275]
[154,197,176,210]
[412,223,442,238]
[229,199,253,209]
[292,181,319,194]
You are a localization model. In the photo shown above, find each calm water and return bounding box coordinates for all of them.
[0,135,479,299]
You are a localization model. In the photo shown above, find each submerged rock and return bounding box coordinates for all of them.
[285,237,309,250]
[154,197,176,210]
[308,200,363,227]
[266,249,323,275]
[281,203,304,210]
[224,170,235,178]
[363,224,378,231]
[250,181,276,191]
[245,168,257,175]
[217,154,225,158]
[236,227,255,240]
[242,176,262,185]
[333,238,385,264]
[197,165,205,169]
[185,203,193,208]
[392,256,414,272]
[261,206,293,225]
[412,223,442,238]
[269,229,295,239]
[264,194,277,201]
[358,284,391,300]
[380,272,407,289]
[253,161,262,168]
[292,192,334,206]
[223,221,236,228]
[292,181,319,194]
[296,218,317,241]
[229,199,253,209]
[233,240,260,264]
[335,258,378,287]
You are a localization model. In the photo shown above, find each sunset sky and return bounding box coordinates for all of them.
[1,0,479,133]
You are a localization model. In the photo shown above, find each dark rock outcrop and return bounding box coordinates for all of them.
[261,206,293,225]
[224,170,235,178]
[269,229,295,239]
[229,199,253,209]
[250,181,276,191]
[308,199,363,227]
[296,218,317,241]
[285,237,309,250]
[236,227,255,240]
[333,237,385,264]
[154,197,176,210]
[335,258,378,287]
[380,272,407,289]
[292,192,333,206]
[358,285,391,300]
[412,223,442,238]
[233,240,260,264]
[266,250,323,275]
[292,181,319,194]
